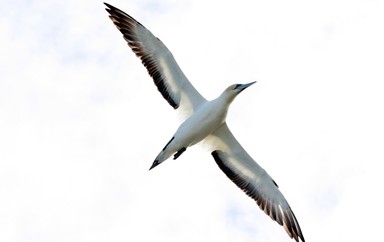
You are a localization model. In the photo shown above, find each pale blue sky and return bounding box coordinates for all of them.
[1,1,384,241]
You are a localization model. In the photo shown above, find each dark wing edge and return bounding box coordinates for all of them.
[208,124,305,242]
[104,2,178,108]
[104,3,206,113]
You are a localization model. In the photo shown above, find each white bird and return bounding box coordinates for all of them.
[104,3,305,242]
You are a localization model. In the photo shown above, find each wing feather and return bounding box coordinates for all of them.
[208,123,305,242]
[104,3,206,115]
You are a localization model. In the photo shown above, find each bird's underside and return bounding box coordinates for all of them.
[104,3,305,242]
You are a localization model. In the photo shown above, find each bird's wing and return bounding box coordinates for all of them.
[207,123,305,242]
[104,3,207,116]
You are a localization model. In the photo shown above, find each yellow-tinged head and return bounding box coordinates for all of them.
[221,81,257,103]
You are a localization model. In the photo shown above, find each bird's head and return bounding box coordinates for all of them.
[222,81,256,103]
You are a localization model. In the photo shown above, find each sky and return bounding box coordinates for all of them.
[1,0,384,241]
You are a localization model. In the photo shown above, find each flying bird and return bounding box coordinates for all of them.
[104,3,305,242]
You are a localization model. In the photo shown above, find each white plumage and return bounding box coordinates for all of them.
[104,3,304,242]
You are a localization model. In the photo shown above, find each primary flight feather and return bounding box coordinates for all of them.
[104,3,305,241]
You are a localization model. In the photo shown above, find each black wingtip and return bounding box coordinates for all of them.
[104,2,122,16]
[211,150,305,242]
[104,2,111,11]
[300,235,305,242]
[104,2,112,8]
[104,2,115,15]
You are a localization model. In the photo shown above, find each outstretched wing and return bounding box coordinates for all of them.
[104,3,206,116]
[208,123,305,242]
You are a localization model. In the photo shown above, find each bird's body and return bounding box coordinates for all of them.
[152,83,254,168]
[154,99,227,165]
[104,3,305,242]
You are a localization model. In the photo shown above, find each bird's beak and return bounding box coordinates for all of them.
[238,81,256,91]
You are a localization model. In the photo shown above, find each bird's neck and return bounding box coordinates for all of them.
[208,93,234,118]
[218,91,236,106]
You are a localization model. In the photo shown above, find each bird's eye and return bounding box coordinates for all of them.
[234,84,241,90]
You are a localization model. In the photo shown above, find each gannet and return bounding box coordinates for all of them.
[104,3,305,242]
